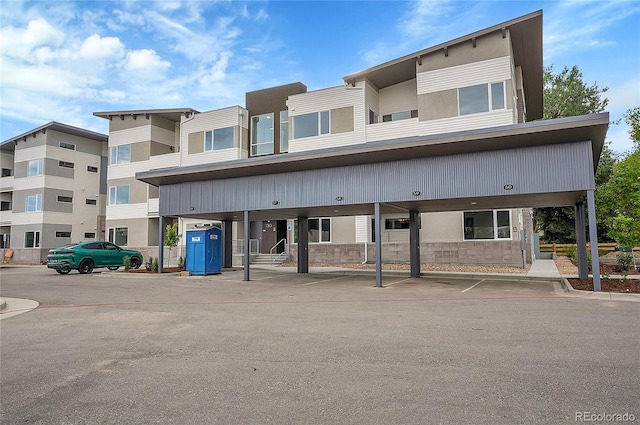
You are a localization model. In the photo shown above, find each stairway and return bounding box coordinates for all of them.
[251,253,289,266]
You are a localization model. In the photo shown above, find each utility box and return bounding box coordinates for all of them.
[185,227,222,275]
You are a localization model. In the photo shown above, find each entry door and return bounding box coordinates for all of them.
[261,220,277,253]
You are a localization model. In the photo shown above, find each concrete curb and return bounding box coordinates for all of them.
[560,277,640,302]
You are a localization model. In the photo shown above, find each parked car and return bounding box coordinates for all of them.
[47,241,143,274]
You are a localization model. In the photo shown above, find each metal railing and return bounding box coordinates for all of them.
[232,239,260,255]
[270,238,288,265]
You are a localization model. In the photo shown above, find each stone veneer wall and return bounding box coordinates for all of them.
[288,241,526,268]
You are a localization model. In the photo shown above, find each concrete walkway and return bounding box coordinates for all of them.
[525,259,562,279]
[0,297,40,320]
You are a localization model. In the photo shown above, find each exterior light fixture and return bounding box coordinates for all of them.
[503,184,514,190]
[335,196,344,201]
[412,191,421,196]
[272,200,279,205]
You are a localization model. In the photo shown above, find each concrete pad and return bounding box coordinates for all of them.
[0,297,39,320]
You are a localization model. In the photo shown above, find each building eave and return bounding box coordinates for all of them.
[93,108,200,122]
[1,121,108,152]
[137,113,609,187]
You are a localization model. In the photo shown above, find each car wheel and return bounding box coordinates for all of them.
[130,257,142,270]
[78,259,94,274]
[56,269,70,275]
[107,266,119,271]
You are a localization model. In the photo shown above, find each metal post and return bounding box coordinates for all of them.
[222,220,233,268]
[575,203,588,280]
[409,210,421,278]
[586,191,601,291]
[244,211,250,281]
[374,203,382,288]
[158,216,164,274]
[297,217,309,274]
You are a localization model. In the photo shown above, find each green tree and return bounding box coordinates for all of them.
[534,65,611,243]
[623,107,640,150]
[596,151,640,247]
[164,223,181,266]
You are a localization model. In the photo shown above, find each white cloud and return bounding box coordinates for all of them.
[80,34,125,61]
[125,49,171,73]
[0,18,64,61]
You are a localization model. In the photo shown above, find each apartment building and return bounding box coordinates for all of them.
[0,122,108,263]
[97,10,607,284]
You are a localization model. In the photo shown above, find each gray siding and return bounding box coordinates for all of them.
[47,158,74,179]
[160,142,593,216]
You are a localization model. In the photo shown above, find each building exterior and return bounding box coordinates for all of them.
[97,11,549,268]
[0,122,108,263]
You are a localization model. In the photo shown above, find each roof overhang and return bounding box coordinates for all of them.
[137,113,609,188]
[93,108,200,122]
[1,121,108,152]
[342,10,543,120]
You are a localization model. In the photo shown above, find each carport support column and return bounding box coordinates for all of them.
[158,216,164,274]
[222,220,233,269]
[586,191,601,291]
[374,203,382,288]
[409,210,421,278]
[574,202,589,280]
[297,217,309,274]
[244,211,250,281]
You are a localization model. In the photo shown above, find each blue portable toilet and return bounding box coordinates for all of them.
[185,227,222,275]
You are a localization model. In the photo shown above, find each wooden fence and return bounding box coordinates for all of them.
[540,243,639,255]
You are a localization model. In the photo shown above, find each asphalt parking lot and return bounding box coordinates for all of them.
[1,265,639,424]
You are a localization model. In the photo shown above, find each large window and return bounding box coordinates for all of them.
[27,159,44,176]
[280,111,289,153]
[108,185,129,205]
[293,218,331,243]
[108,227,128,246]
[293,111,330,139]
[251,113,274,156]
[382,110,418,122]
[205,127,234,151]
[464,210,511,240]
[110,144,131,165]
[25,231,40,248]
[458,82,505,115]
[26,194,42,212]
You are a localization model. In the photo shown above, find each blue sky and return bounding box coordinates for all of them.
[1,0,638,153]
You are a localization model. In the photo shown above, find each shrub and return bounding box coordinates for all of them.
[123,255,131,272]
[617,253,633,271]
[145,257,153,271]
[152,257,158,272]
[565,246,578,265]
[178,256,185,271]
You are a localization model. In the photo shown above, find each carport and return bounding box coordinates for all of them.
[137,113,609,290]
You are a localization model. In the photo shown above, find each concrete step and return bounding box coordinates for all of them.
[251,255,288,265]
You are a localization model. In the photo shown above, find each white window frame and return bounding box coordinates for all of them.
[110,144,131,165]
[462,210,512,241]
[108,185,130,205]
[25,194,42,212]
[204,127,235,151]
[24,231,40,248]
[457,81,506,116]
[58,160,74,169]
[84,232,96,239]
[55,231,72,238]
[87,166,98,173]
[280,110,289,153]
[59,141,76,150]
[27,159,44,176]
[57,195,73,203]
[108,227,128,246]
[292,111,330,139]
[251,113,274,156]
[293,217,332,244]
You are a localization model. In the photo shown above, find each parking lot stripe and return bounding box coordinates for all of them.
[301,275,352,286]
[461,279,485,293]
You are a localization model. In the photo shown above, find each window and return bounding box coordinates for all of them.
[458,82,505,115]
[108,185,129,205]
[86,199,97,205]
[1,201,10,211]
[55,231,71,238]
[84,232,96,239]
[87,166,98,173]
[27,159,44,176]
[251,113,274,156]
[25,231,40,248]
[464,210,511,240]
[57,195,73,203]
[110,144,131,165]
[382,110,418,122]
[108,227,128,246]
[205,127,235,151]
[58,161,74,169]
[293,111,330,139]
[369,110,379,124]
[59,141,75,150]
[26,194,42,212]
[293,218,331,243]
[280,111,289,153]
[2,168,12,177]
[385,218,410,230]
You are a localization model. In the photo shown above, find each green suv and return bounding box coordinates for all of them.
[47,241,143,274]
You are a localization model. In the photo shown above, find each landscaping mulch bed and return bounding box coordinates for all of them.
[127,267,182,273]
[567,278,640,294]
